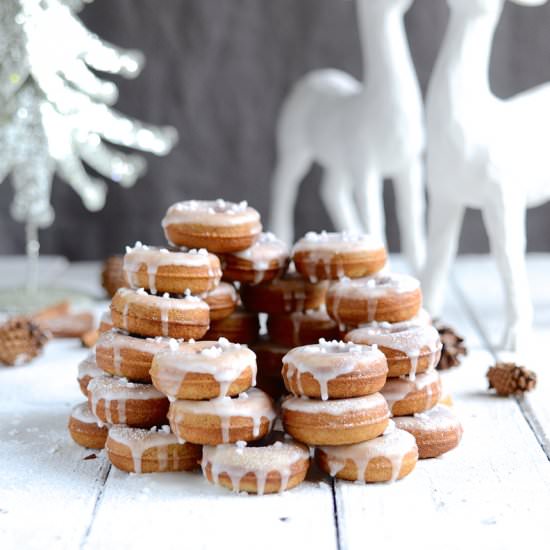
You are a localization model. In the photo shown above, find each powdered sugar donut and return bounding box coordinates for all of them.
[316,423,418,483]
[87,377,169,428]
[203,307,259,345]
[111,287,209,339]
[326,273,422,326]
[162,199,262,253]
[201,435,309,495]
[381,370,442,416]
[203,282,239,321]
[168,388,276,445]
[77,353,107,396]
[106,425,201,474]
[96,330,183,383]
[345,321,441,378]
[123,242,221,295]
[68,402,108,449]
[240,272,328,314]
[281,393,390,446]
[292,231,387,282]
[151,338,257,400]
[282,339,388,400]
[267,307,339,348]
[394,405,463,458]
[221,232,290,285]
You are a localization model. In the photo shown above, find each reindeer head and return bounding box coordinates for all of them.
[447,0,547,15]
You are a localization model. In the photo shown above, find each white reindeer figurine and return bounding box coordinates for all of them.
[423,0,549,352]
[269,0,426,273]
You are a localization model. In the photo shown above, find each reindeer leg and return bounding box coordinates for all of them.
[482,194,532,353]
[320,168,363,234]
[422,193,464,316]
[394,158,427,275]
[357,168,386,245]
[269,149,312,244]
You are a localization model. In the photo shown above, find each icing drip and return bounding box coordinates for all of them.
[394,405,461,432]
[169,388,275,444]
[201,438,308,495]
[162,199,261,228]
[71,401,102,425]
[152,339,257,399]
[346,322,441,380]
[319,427,416,483]
[88,377,166,426]
[77,354,105,383]
[108,425,181,474]
[282,392,388,417]
[381,370,440,413]
[282,339,384,401]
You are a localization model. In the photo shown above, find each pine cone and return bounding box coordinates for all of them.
[101,255,126,297]
[0,317,49,366]
[487,362,537,397]
[434,322,467,370]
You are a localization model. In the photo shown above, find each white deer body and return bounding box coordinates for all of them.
[423,0,550,352]
[270,0,426,273]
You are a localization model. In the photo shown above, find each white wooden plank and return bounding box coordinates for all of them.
[453,254,550,456]
[0,339,110,550]
[334,257,550,550]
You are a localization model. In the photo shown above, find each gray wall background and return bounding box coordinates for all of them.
[1,0,550,260]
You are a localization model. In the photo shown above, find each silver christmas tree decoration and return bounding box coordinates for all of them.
[0,0,178,294]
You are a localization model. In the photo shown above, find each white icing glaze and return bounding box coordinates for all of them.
[318,427,416,482]
[282,392,387,416]
[107,425,182,474]
[346,322,441,380]
[88,377,166,426]
[71,401,102,425]
[393,405,461,432]
[99,310,113,327]
[152,338,257,399]
[283,306,338,347]
[203,282,239,308]
[169,387,275,444]
[328,273,420,324]
[123,242,221,294]
[282,339,384,401]
[96,330,183,376]
[381,370,440,413]
[77,353,105,382]
[162,199,261,228]
[201,438,308,495]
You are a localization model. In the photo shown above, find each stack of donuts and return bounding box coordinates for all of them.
[68,198,462,495]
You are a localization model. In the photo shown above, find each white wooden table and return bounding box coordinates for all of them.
[1,255,549,550]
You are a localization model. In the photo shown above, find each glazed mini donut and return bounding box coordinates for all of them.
[162,199,262,253]
[326,273,422,326]
[340,307,433,335]
[168,387,276,445]
[105,425,202,474]
[96,330,183,383]
[240,272,328,314]
[315,423,418,483]
[201,435,310,495]
[77,353,107,396]
[87,377,169,428]
[394,405,463,459]
[281,393,390,446]
[203,282,239,321]
[98,311,114,334]
[381,370,442,416]
[111,287,209,339]
[221,232,289,285]
[292,231,387,282]
[345,321,441,378]
[123,242,221,295]
[150,338,257,400]
[68,402,108,449]
[267,307,339,348]
[203,308,259,345]
[282,339,388,401]
[250,337,290,400]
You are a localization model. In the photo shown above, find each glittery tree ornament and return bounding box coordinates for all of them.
[0,0,178,290]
